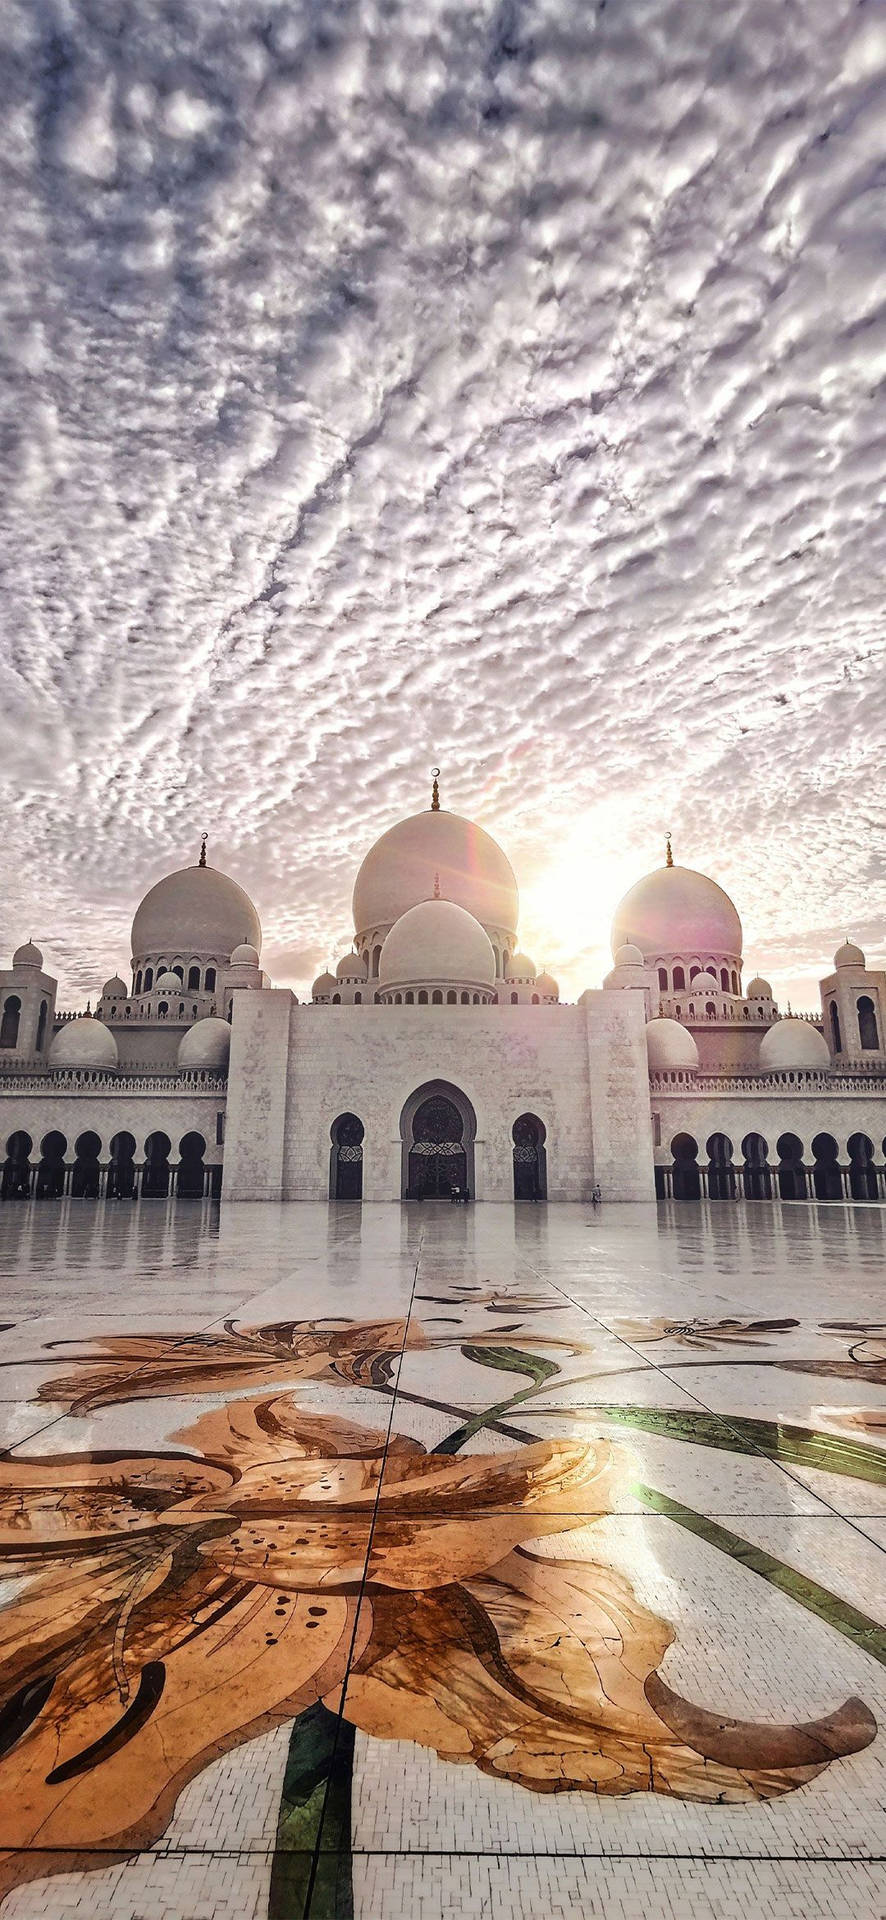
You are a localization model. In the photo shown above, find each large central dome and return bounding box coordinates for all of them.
[353,808,519,940]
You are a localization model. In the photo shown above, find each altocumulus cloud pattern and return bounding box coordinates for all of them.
[1,0,885,1002]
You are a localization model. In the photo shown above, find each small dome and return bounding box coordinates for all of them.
[230,943,260,966]
[131,861,261,963]
[379,900,496,989]
[691,971,720,992]
[102,974,128,997]
[353,808,518,939]
[646,1018,699,1072]
[154,970,182,992]
[177,1017,231,1070]
[746,975,772,998]
[535,970,560,1000]
[13,940,43,969]
[835,940,865,969]
[613,943,645,969]
[337,950,368,981]
[508,952,537,981]
[312,970,338,999]
[759,1018,830,1071]
[50,1016,118,1072]
[612,862,742,961]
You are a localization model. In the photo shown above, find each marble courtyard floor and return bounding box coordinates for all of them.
[0,1200,885,1919]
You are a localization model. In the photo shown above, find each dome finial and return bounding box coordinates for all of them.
[665,830,673,869]
[199,833,208,869]
[431,767,440,811]
[433,870,441,899]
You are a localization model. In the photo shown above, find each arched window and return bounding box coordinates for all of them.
[187,965,200,990]
[158,1001,169,1018]
[658,968,668,991]
[418,990,428,1004]
[447,990,457,1004]
[371,945,382,979]
[177,1131,206,1199]
[858,996,879,1050]
[461,991,469,1004]
[432,989,443,1005]
[144,967,154,992]
[689,965,701,982]
[512,1114,547,1201]
[812,1133,841,1200]
[354,992,362,1004]
[108,1131,136,1199]
[36,1129,67,1199]
[687,1003,695,1017]
[731,970,739,995]
[705,1001,716,1018]
[720,968,729,991]
[848,1133,878,1201]
[510,991,519,1004]
[493,947,501,975]
[741,1132,771,1200]
[706,1132,735,1200]
[2,1129,32,1198]
[473,993,480,1004]
[673,966,685,991]
[531,993,539,1005]
[177,1001,185,1017]
[0,996,21,1049]
[776,1132,806,1200]
[204,967,216,993]
[330,1113,364,1200]
[35,999,48,1052]
[671,1133,700,1201]
[332,993,341,1004]
[394,992,402,1004]
[405,991,414,1004]
[172,965,184,983]
[142,1131,171,1199]
[829,1002,842,1052]
[135,970,143,995]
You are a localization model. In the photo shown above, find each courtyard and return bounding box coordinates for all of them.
[0,1197,884,1919]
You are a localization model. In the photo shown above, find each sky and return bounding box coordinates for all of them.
[1,0,885,1010]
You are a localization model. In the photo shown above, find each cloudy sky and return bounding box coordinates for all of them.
[2,0,885,1007]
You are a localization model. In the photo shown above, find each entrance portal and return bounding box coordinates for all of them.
[401,1082,476,1200]
[330,1114,364,1200]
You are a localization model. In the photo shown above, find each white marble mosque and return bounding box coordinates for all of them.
[1,779,885,1206]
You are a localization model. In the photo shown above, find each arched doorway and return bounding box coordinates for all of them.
[848,1133,878,1200]
[706,1133,736,1199]
[72,1131,101,1198]
[36,1130,67,1198]
[2,1130,32,1198]
[671,1133,700,1201]
[108,1131,136,1199]
[143,1132,171,1198]
[330,1114,364,1200]
[401,1082,476,1200]
[811,1133,841,1200]
[741,1132,771,1200]
[776,1133,806,1200]
[177,1131,206,1198]
[512,1114,547,1201]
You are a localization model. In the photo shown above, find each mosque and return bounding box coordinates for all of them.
[1,777,885,1205]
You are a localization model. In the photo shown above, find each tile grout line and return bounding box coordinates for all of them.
[301,1228,426,1920]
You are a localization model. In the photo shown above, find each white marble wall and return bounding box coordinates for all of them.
[223,990,293,1200]
[652,1088,886,1162]
[222,995,656,1202]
